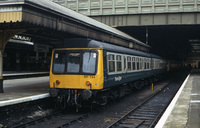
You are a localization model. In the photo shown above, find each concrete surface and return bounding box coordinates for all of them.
[0,76,50,107]
[156,69,200,128]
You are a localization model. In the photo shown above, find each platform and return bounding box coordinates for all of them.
[0,76,50,107]
[3,71,49,79]
[155,69,200,128]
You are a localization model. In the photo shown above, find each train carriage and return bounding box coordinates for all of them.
[49,38,166,108]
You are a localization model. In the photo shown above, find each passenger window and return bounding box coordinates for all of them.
[149,59,151,69]
[67,53,81,73]
[139,58,143,70]
[82,52,97,74]
[136,58,139,70]
[124,56,126,70]
[116,55,122,72]
[108,54,115,72]
[147,59,150,69]
[127,56,131,71]
[132,57,136,70]
[155,60,159,69]
[152,59,155,69]
[53,52,67,73]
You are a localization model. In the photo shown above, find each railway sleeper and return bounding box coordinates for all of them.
[132,113,157,117]
[134,113,158,117]
[137,107,159,110]
[128,116,154,120]
[119,120,144,128]
[125,119,152,125]
[121,119,144,123]
[134,110,158,114]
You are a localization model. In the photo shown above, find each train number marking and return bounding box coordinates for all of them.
[84,75,95,78]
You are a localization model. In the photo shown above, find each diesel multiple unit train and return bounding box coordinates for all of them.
[49,38,166,108]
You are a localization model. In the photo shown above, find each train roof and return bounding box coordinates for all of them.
[150,54,163,59]
[60,38,152,57]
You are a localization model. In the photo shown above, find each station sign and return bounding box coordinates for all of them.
[12,35,31,42]
[34,43,49,53]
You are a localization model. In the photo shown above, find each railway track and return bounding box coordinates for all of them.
[12,111,91,128]
[106,80,182,128]
[7,72,188,128]
[14,82,181,128]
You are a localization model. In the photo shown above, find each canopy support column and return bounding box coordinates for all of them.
[0,49,3,93]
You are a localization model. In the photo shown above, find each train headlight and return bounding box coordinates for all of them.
[86,81,91,86]
[56,80,60,85]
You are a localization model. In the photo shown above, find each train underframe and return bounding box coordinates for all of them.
[49,75,159,110]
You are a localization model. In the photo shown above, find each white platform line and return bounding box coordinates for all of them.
[154,74,190,128]
[3,72,49,76]
[0,93,50,107]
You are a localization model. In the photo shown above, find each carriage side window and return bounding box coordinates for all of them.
[147,59,150,69]
[150,59,152,69]
[82,52,97,74]
[143,58,145,70]
[152,59,155,69]
[124,56,127,70]
[144,58,147,69]
[161,60,165,68]
[153,59,155,69]
[116,55,122,72]
[67,53,81,73]
[155,60,159,69]
[108,54,115,72]
[155,60,157,69]
[132,57,136,70]
[127,56,131,71]
[53,52,67,73]
[159,60,165,69]
[157,60,159,69]
[136,57,139,70]
[139,58,143,70]
[149,59,152,69]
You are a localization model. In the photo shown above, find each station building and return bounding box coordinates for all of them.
[3,35,51,72]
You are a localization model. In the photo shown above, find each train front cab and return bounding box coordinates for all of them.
[49,48,104,106]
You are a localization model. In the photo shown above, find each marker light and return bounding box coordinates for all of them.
[56,80,60,84]
[86,81,91,86]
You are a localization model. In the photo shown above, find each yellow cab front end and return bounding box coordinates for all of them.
[49,48,104,101]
